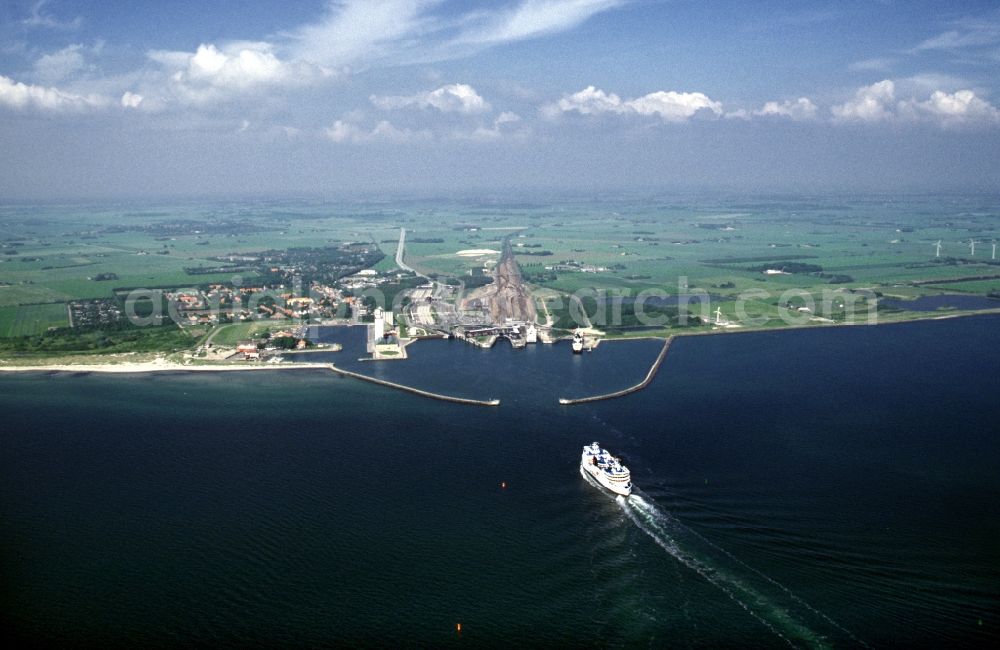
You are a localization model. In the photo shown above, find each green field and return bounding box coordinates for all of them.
[207,322,280,347]
[923,279,1000,293]
[0,200,396,310]
[2,195,999,351]
[0,303,69,337]
[0,322,198,356]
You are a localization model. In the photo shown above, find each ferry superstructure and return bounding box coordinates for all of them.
[580,442,632,496]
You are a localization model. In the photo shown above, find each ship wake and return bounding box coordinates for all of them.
[613,492,866,649]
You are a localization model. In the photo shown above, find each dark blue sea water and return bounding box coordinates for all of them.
[2,317,999,648]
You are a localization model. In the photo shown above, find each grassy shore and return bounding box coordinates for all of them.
[3,307,998,373]
[595,306,1000,341]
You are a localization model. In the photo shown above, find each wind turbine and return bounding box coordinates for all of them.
[969,238,977,256]
[714,306,725,325]
[934,240,942,257]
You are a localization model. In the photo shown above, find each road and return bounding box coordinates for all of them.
[396,227,457,330]
[395,228,428,279]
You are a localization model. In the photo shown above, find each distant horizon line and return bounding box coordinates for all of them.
[4,186,1000,206]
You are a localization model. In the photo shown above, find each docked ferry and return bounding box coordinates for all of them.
[580,442,632,496]
[571,331,584,353]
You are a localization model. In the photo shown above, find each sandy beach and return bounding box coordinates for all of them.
[0,359,332,374]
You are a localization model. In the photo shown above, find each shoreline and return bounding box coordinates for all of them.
[2,309,999,375]
[0,360,334,374]
[595,306,1000,344]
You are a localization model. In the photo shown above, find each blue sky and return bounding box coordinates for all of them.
[1,0,999,199]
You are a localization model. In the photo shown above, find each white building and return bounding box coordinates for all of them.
[373,307,385,341]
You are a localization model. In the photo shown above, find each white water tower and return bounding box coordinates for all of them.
[373,307,385,341]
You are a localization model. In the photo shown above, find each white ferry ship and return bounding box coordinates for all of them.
[571,331,584,353]
[580,442,632,496]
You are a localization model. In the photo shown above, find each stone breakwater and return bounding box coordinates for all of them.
[558,337,672,405]
[329,364,500,406]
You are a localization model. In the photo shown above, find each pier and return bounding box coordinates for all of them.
[328,364,500,407]
[558,337,672,405]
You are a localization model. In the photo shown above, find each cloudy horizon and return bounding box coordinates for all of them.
[2,0,999,199]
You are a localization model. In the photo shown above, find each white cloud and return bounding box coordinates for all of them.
[909,13,1000,65]
[0,74,108,112]
[898,73,970,95]
[455,0,624,46]
[902,89,1000,124]
[370,120,429,141]
[915,30,968,51]
[22,0,82,30]
[371,83,491,113]
[325,119,365,143]
[495,111,521,125]
[120,91,143,109]
[461,111,525,140]
[545,85,621,116]
[628,91,722,121]
[544,85,722,122]
[6,1,624,126]
[289,0,623,68]
[325,119,431,143]
[145,42,328,107]
[831,80,896,122]
[33,44,87,82]
[832,79,1000,126]
[914,20,1000,52]
[180,42,310,87]
[289,0,433,68]
[754,97,818,121]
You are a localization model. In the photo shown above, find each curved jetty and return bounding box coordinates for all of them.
[329,364,500,406]
[558,337,672,405]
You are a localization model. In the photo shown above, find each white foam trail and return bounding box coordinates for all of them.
[630,495,868,648]
[617,493,837,650]
[618,497,798,648]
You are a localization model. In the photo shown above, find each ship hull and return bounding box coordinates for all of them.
[580,460,632,496]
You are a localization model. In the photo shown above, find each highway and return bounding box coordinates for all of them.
[395,228,428,279]
[395,227,459,330]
